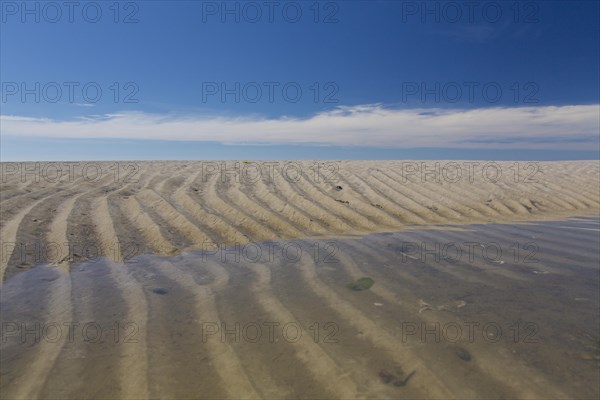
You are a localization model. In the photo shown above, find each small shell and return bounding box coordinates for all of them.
[419,306,432,313]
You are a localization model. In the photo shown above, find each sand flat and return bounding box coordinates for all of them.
[1,160,598,277]
[1,160,599,399]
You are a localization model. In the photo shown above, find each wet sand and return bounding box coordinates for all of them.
[1,217,599,399]
[1,160,599,399]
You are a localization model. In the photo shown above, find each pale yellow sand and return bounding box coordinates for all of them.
[1,160,598,282]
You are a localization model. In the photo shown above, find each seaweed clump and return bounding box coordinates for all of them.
[346,277,375,291]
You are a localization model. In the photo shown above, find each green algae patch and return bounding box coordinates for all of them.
[346,277,375,291]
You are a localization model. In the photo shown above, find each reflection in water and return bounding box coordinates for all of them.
[1,217,599,399]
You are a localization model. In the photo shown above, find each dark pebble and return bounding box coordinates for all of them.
[152,288,169,295]
[378,369,395,384]
[455,347,471,361]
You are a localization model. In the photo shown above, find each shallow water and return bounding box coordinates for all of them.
[1,217,599,399]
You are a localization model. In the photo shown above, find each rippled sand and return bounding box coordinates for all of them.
[1,161,599,281]
[1,161,599,399]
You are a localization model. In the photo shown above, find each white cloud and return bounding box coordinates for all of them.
[1,104,598,150]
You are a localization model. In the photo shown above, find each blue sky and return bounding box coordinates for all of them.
[1,0,599,160]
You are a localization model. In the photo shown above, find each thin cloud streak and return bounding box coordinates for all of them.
[2,104,598,150]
